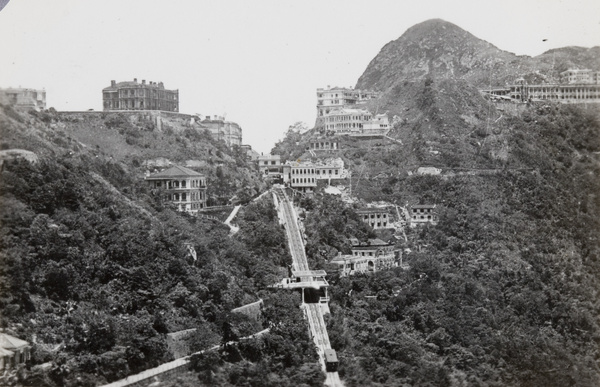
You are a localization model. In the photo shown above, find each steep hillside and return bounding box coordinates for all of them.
[0,105,320,386]
[356,18,600,91]
[2,109,265,205]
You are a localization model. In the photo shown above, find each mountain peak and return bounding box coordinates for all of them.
[355,19,513,91]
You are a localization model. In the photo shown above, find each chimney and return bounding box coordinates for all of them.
[142,80,146,85]
[134,78,137,83]
[111,80,116,87]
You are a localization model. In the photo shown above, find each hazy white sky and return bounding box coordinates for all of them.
[1,0,599,153]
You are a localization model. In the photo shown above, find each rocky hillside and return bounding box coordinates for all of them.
[356,19,600,90]
[2,108,264,205]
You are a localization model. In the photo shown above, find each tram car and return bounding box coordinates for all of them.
[324,349,338,372]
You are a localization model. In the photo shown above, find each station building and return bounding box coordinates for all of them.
[146,165,207,213]
[329,238,399,276]
[282,158,345,193]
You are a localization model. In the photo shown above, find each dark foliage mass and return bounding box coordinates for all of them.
[301,104,600,386]
[0,108,320,387]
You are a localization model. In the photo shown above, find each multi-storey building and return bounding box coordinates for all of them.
[410,204,438,227]
[310,140,339,151]
[314,157,345,180]
[282,161,318,193]
[0,87,46,111]
[356,208,391,229]
[145,165,207,213]
[201,115,243,147]
[257,154,283,177]
[320,108,390,136]
[560,69,600,84]
[316,86,379,117]
[102,78,179,112]
[329,238,399,276]
[282,158,345,192]
[481,69,600,104]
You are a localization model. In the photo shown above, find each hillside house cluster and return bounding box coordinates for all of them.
[0,87,46,111]
[329,238,400,276]
[481,68,600,104]
[146,165,207,213]
[103,78,179,112]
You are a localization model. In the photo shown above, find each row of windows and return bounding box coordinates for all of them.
[166,192,205,202]
[412,208,433,213]
[413,215,434,220]
[363,214,387,219]
[291,177,315,184]
[292,168,315,175]
[155,179,205,189]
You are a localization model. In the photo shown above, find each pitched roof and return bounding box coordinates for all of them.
[146,165,204,180]
[0,333,29,350]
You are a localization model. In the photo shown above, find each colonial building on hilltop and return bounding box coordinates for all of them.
[0,87,46,111]
[146,165,207,213]
[200,115,243,147]
[316,86,379,117]
[102,78,179,112]
[329,238,400,276]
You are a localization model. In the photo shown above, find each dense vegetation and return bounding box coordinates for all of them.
[296,103,600,386]
[0,107,322,386]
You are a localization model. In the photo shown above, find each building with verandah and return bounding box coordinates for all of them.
[0,333,30,370]
[145,165,207,213]
[356,207,391,229]
[102,78,179,112]
[329,238,400,276]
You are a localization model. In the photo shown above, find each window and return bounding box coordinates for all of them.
[181,180,186,188]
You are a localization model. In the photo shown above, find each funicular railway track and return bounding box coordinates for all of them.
[274,187,343,387]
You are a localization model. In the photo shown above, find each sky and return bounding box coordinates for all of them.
[1,0,599,154]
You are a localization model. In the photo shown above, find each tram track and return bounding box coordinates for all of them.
[274,187,343,387]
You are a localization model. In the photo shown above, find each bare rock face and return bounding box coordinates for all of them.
[356,19,518,91]
[355,18,600,92]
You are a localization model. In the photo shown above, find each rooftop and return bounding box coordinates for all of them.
[0,333,29,350]
[146,165,205,180]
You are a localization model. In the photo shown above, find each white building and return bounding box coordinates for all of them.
[329,238,399,276]
[410,204,438,227]
[146,165,207,213]
[316,86,379,118]
[0,88,46,111]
